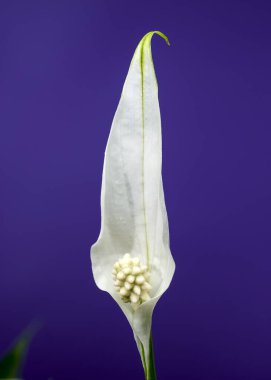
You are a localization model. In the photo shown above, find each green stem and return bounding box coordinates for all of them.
[140,332,157,380]
[148,333,157,380]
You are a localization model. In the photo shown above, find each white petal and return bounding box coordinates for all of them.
[91,31,175,370]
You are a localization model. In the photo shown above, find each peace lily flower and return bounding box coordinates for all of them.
[91,31,175,379]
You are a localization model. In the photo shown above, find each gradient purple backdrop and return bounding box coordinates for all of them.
[0,1,270,379]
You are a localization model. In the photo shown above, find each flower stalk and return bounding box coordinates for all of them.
[140,333,157,380]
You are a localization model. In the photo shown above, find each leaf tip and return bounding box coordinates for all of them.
[153,30,170,46]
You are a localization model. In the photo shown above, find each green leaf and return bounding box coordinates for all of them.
[0,324,38,379]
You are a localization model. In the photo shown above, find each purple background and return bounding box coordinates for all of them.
[0,1,270,379]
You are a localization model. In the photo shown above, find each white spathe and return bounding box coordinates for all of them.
[91,31,175,371]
